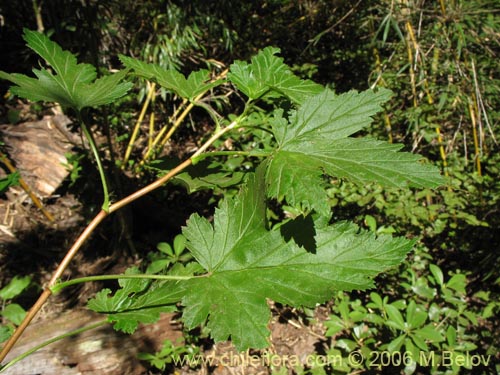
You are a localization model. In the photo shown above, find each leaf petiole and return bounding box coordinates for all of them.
[50,273,197,294]
[193,150,271,161]
[79,113,110,212]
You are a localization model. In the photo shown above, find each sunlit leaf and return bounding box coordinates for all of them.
[266,88,444,215]
[0,29,132,111]
[228,46,323,103]
[120,55,222,100]
[181,170,413,350]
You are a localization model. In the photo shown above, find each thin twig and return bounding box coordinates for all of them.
[0,209,107,362]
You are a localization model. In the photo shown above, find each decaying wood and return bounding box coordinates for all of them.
[0,115,78,197]
[2,310,183,375]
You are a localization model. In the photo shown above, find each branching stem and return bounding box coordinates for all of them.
[0,117,243,365]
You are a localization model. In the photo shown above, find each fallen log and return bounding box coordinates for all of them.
[2,310,182,375]
[0,114,77,197]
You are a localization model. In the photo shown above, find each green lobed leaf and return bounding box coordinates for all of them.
[0,71,71,107]
[119,55,222,100]
[0,29,131,111]
[266,88,444,215]
[182,169,266,272]
[170,159,246,193]
[264,152,330,216]
[273,89,393,146]
[88,268,150,313]
[228,46,323,104]
[87,267,187,333]
[181,170,414,350]
[79,69,132,108]
[24,28,96,84]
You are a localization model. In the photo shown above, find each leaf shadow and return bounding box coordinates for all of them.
[279,214,317,253]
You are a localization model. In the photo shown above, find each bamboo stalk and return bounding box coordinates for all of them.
[158,101,195,148]
[139,68,228,167]
[470,59,497,146]
[138,98,187,167]
[31,0,44,32]
[148,111,155,150]
[435,127,449,177]
[406,16,450,179]
[422,62,448,177]
[405,21,418,108]
[383,112,393,144]
[122,81,156,169]
[438,0,447,17]
[468,98,482,176]
[368,16,392,143]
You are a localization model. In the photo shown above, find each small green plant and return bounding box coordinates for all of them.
[137,338,200,371]
[0,277,32,344]
[0,145,20,195]
[0,29,132,212]
[146,234,191,274]
[322,258,494,374]
[62,152,84,187]
[0,172,19,195]
[0,31,443,371]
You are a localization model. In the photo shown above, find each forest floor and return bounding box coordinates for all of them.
[0,112,334,375]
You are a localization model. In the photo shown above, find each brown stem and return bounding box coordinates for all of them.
[48,210,108,285]
[0,210,106,363]
[0,118,240,364]
[0,164,192,362]
[109,158,193,213]
[0,165,191,363]
[0,289,51,364]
